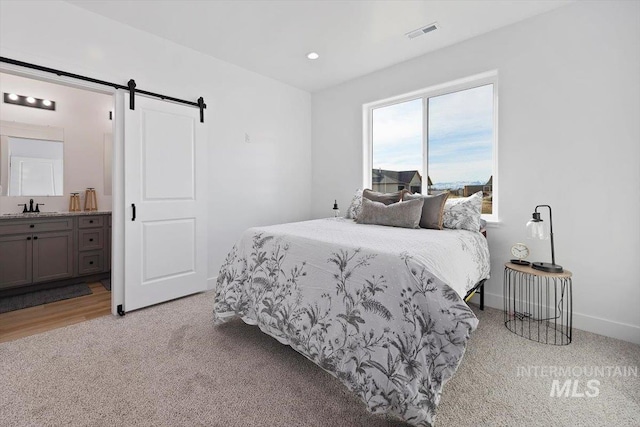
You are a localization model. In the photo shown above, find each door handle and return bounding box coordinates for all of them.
[27,237,31,240]
[33,236,38,240]
[131,203,136,221]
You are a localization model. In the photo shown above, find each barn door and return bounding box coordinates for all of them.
[124,95,207,312]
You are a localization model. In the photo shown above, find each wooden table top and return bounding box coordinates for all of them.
[505,262,572,278]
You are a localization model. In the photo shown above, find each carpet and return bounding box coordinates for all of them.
[0,283,92,314]
[0,292,638,426]
[101,278,111,291]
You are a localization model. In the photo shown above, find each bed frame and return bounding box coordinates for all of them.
[463,226,487,310]
[464,279,485,310]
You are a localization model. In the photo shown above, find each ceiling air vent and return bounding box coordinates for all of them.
[406,22,439,39]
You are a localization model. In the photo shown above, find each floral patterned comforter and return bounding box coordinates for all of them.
[214,218,490,426]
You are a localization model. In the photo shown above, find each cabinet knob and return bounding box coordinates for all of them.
[89,261,94,265]
[89,238,94,242]
[27,237,31,241]
[89,220,94,223]
[33,236,38,240]
[30,224,35,228]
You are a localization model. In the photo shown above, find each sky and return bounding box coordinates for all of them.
[372,84,493,185]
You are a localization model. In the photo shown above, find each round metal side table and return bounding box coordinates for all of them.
[504,262,572,345]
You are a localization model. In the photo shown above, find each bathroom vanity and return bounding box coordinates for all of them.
[0,211,111,294]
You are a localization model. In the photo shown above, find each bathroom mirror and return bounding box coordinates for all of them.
[0,137,64,196]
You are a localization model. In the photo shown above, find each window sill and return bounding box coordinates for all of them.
[483,218,502,228]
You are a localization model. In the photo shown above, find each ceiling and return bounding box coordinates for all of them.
[67,0,571,92]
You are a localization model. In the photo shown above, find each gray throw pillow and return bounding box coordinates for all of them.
[356,198,424,229]
[362,189,405,205]
[403,192,449,230]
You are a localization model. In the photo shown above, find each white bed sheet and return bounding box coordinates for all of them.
[264,218,491,297]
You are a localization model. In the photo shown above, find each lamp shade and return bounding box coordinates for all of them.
[526,218,549,240]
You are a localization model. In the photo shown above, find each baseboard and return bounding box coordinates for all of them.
[207,276,218,292]
[470,291,640,345]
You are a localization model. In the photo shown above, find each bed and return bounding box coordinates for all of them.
[214,217,490,426]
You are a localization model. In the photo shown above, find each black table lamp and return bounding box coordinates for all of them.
[526,205,563,273]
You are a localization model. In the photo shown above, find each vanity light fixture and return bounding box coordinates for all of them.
[306,52,319,60]
[3,93,56,111]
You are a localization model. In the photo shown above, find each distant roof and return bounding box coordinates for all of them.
[372,169,421,184]
[486,175,493,186]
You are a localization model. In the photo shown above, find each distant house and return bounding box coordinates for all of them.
[463,176,493,197]
[372,169,422,193]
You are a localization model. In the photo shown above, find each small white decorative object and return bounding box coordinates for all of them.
[510,243,530,266]
[332,200,340,217]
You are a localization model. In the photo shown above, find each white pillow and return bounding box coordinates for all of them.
[443,191,483,232]
[345,189,363,219]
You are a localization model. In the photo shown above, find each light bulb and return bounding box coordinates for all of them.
[8,93,19,101]
[42,99,52,106]
[26,96,36,104]
[306,52,319,60]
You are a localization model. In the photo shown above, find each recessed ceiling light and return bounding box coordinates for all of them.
[306,52,319,60]
[8,93,18,101]
[26,96,36,104]
[42,99,52,106]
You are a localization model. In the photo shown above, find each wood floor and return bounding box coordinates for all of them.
[0,282,111,343]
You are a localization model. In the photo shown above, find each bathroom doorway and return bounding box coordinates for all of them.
[0,71,115,342]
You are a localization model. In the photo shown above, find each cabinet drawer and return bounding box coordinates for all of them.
[78,228,104,251]
[78,250,104,275]
[0,218,73,236]
[78,216,104,229]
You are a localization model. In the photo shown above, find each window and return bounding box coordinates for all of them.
[366,73,497,220]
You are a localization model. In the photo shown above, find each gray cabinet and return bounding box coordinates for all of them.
[0,228,73,288]
[0,234,32,289]
[0,213,111,291]
[76,215,108,275]
[32,230,74,283]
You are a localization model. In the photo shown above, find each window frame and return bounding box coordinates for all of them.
[363,70,499,223]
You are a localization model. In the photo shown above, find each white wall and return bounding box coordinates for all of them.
[0,1,312,303]
[0,72,113,212]
[311,1,640,343]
